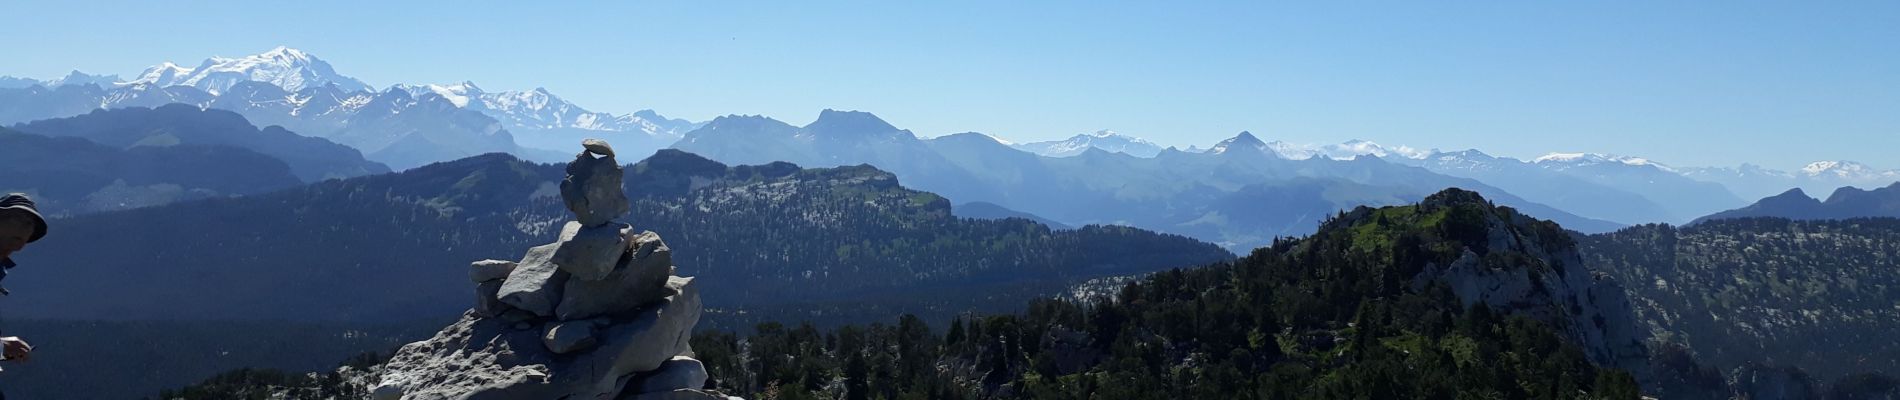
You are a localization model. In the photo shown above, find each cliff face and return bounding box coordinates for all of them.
[372,140,739,400]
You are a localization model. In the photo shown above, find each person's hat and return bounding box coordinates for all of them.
[0,193,47,243]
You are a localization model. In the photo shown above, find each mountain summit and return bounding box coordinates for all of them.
[123,46,372,94]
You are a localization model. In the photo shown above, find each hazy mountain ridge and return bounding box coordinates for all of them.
[1692,183,1900,224]
[9,104,390,182]
[6,149,1230,323]
[0,126,302,216]
[680,112,1623,251]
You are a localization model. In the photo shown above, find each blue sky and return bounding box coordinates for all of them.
[3,1,1896,169]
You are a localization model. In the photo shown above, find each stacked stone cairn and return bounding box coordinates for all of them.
[372,139,738,400]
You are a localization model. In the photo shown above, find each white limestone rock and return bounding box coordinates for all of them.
[558,231,677,320]
[498,243,570,317]
[553,221,634,281]
[469,259,518,283]
[630,357,709,394]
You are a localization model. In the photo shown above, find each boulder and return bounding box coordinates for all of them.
[553,221,634,280]
[561,150,630,227]
[369,384,403,400]
[588,277,701,375]
[498,243,570,317]
[630,357,709,394]
[544,320,601,354]
[379,277,703,400]
[557,231,676,320]
[582,138,616,158]
[474,280,510,317]
[469,259,518,283]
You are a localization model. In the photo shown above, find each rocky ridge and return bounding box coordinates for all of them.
[372,140,738,400]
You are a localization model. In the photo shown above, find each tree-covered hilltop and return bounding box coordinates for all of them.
[1580,218,1900,382]
[686,188,1650,399]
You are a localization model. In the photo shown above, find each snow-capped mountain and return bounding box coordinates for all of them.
[1533,152,1677,173]
[1401,149,1680,224]
[1207,131,1272,155]
[1800,161,1899,180]
[391,82,691,135]
[1684,161,1900,201]
[1012,130,1165,157]
[1267,139,1432,161]
[1531,152,1744,220]
[390,81,697,158]
[121,46,372,94]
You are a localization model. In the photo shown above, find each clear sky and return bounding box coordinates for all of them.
[3,1,1896,169]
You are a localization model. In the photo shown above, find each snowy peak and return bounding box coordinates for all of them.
[1799,160,1896,179]
[121,46,372,94]
[1209,131,1268,155]
[1533,152,1674,172]
[1012,130,1162,157]
[1263,139,1432,160]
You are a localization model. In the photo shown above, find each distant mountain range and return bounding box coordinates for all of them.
[1012,130,1166,157]
[0,47,693,169]
[1692,183,1900,224]
[677,112,1624,250]
[6,45,1897,229]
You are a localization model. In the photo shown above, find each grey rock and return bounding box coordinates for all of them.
[544,320,601,354]
[588,276,701,374]
[553,221,634,280]
[583,138,616,158]
[474,280,510,318]
[631,357,709,394]
[378,277,703,400]
[469,259,518,283]
[369,384,403,400]
[557,231,676,320]
[497,243,570,317]
[561,148,630,227]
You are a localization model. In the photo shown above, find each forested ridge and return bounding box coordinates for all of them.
[165,189,1664,399]
[1582,217,1900,383]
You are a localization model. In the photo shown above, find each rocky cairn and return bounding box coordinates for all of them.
[373,140,736,400]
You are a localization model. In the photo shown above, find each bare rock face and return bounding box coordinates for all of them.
[377,140,739,400]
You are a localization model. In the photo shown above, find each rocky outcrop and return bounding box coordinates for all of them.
[1405,190,1650,372]
[373,141,740,400]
